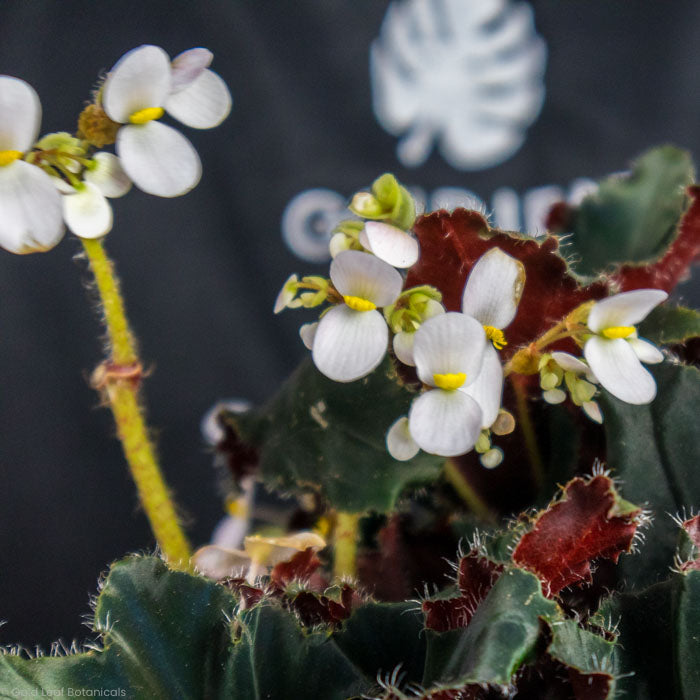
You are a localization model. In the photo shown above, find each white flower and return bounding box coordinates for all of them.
[102,45,231,197]
[460,248,525,428]
[312,250,403,382]
[583,289,667,404]
[0,76,63,253]
[359,221,419,268]
[386,416,420,461]
[392,297,445,366]
[59,153,131,239]
[408,312,487,457]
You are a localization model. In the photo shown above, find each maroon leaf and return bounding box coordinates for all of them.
[611,186,700,292]
[512,475,641,596]
[270,548,322,589]
[680,513,700,572]
[407,209,607,358]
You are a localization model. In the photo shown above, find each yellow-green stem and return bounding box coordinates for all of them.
[81,238,191,568]
[334,512,361,579]
[512,377,544,492]
[444,459,495,523]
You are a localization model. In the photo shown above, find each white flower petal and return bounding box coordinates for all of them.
[543,388,567,404]
[103,45,171,123]
[413,312,486,387]
[212,513,250,551]
[461,247,525,329]
[200,398,251,445]
[582,401,603,424]
[117,121,201,197]
[386,416,420,461]
[422,299,446,321]
[408,389,482,457]
[312,304,388,382]
[330,250,403,307]
[192,545,250,579]
[584,336,657,405]
[299,322,318,350]
[170,48,213,92]
[0,160,64,253]
[359,221,419,269]
[274,273,298,313]
[393,330,416,366]
[587,289,668,333]
[62,182,112,239]
[627,337,664,364]
[550,351,589,374]
[0,76,41,152]
[165,69,231,129]
[460,344,503,429]
[84,152,131,198]
[329,232,352,258]
[480,447,504,469]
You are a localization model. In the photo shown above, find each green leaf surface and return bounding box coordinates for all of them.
[599,362,700,588]
[422,568,558,687]
[674,570,700,699]
[638,304,700,345]
[568,146,694,276]
[547,619,615,676]
[226,357,444,512]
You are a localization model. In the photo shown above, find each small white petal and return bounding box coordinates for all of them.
[299,322,318,350]
[551,352,588,374]
[393,330,416,366]
[359,221,419,269]
[627,337,664,364]
[0,76,41,152]
[422,299,446,321]
[274,273,298,313]
[53,178,75,195]
[413,312,486,387]
[582,401,603,424]
[170,48,213,92]
[200,398,251,445]
[330,250,403,307]
[192,545,250,580]
[312,304,388,382]
[117,121,201,197]
[211,513,250,551]
[480,447,504,469]
[165,69,231,129]
[543,388,567,404]
[587,289,668,333]
[84,152,131,198]
[584,336,657,404]
[461,344,503,429]
[0,161,64,253]
[103,45,171,123]
[329,232,352,258]
[408,389,482,457]
[386,416,420,461]
[62,182,112,239]
[461,248,525,329]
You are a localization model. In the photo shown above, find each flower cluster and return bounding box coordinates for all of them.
[0,45,231,254]
[276,176,671,465]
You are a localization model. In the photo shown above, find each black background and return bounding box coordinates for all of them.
[0,0,698,648]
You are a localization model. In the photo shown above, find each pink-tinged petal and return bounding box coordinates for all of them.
[386,416,420,461]
[584,336,657,405]
[192,545,250,580]
[103,45,171,123]
[627,337,664,364]
[165,69,231,129]
[62,182,112,239]
[0,161,63,253]
[582,401,603,424]
[408,389,482,457]
[461,344,503,428]
[413,312,486,387]
[330,250,403,307]
[170,48,213,92]
[116,122,201,197]
[312,305,388,382]
[0,76,41,152]
[359,221,419,268]
[84,152,131,198]
[587,289,668,333]
[461,247,525,329]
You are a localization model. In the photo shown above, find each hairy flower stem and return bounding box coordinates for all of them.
[511,375,544,493]
[444,459,496,523]
[334,512,361,579]
[81,238,191,569]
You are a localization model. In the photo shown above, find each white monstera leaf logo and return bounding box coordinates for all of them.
[371,0,547,170]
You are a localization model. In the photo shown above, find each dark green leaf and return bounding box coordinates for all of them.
[226,358,444,512]
[568,146,694,276]
[674,570,700,698]
[600,362,700,588]
[638,304,700,345]
[422,568,558,687]
[547,619,615,675]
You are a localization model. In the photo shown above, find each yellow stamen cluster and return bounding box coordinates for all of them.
[129,106,164,124]
[601,326,635,339]
[0,150,22,167]
[484,325,507,350]
[344,295,376,312]
[433,372,466,390]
